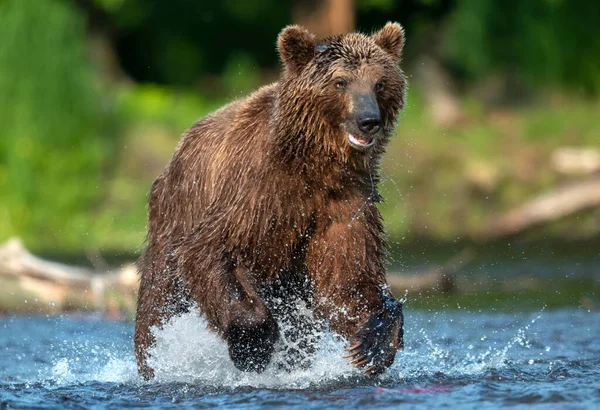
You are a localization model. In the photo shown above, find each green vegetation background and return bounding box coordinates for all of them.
[1,0,599,254]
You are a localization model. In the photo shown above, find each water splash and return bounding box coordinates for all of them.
[146,308,357,389]
[5,309,597,408]
[45,309,549,389]
[392,312,547,381]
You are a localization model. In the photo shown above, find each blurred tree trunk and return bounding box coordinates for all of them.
[71,0,130,84]
[413,54,465,128]
[293,0,355,36]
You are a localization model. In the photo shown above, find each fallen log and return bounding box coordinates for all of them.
[0,238,138,316]
[475,176,600,240]
[387,247,475,295]
[0,237,474,316]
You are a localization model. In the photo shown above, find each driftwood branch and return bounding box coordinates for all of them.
[0,238,138,315]
[387,247,475,294]
[552,147,600,175]
[476,176,600,240]
[0,236,475,316]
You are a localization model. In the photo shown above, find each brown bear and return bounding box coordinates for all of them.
[134,22,407,379]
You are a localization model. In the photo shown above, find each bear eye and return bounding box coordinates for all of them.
[333,78,348,91]
[375,80,386,93]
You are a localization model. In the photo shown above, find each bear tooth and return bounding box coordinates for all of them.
[348,133,373,147]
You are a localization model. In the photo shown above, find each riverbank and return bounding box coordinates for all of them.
[1,237,598,318]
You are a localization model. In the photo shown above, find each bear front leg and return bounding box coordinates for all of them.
[342,293,404,375]
[177,230,279,373]
[305,210,404,376]
[264,274,321,371]
[134,244,191,380]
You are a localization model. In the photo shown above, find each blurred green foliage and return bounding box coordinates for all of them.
[96,0,291,86]
[0,0,598,253]
[445,0,600,94]
[0,0,117,249]
[88,0,600,94]
[379,95,600,241]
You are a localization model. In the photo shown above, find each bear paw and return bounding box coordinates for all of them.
[227,315,279,373]
[343,297,403,376]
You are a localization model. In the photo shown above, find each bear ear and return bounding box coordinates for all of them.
[277,25,315,73]
[372,22,405,62]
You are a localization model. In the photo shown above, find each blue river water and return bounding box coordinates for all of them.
[1,307,599,409]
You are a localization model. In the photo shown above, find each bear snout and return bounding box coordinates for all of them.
[357,115,381,136]
[345,91,382,150]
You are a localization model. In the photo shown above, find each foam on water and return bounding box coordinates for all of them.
[2,308,594,408]
[47,349,138,386]
[145,309,358,389]
[396,313,544,380]
[44,308,548,390]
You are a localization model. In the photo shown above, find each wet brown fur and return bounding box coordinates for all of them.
[134,23,407,379]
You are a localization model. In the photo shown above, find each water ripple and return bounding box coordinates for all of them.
[1,308,598,408]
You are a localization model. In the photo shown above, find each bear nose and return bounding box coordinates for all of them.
[357,115,381,135]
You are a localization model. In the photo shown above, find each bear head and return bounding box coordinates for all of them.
[275,22,406,170]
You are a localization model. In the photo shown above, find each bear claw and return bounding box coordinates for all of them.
[343,297,404,376]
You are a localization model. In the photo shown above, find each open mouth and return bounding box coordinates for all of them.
[347,133,375,149]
